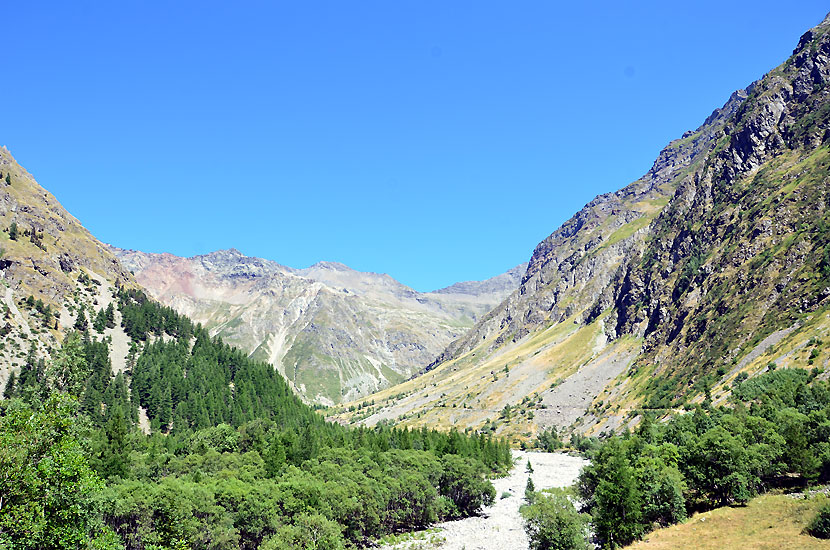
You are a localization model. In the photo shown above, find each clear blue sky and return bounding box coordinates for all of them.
[4,2,828,291]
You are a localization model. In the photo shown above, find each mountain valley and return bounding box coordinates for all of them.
[3,9,830,550]
[111,246,525,404]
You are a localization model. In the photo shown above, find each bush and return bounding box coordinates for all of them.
[808,503,830,539]
[438,455,495,518]
[522,489,590,550]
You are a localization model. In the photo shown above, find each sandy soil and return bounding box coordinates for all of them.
[381,450,587,550]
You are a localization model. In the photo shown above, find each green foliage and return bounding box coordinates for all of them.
[438,454,496,519]
[579,369,830,548]
[93,406,130,479]
[0,286,512,550]
[8,221,18,240]
[584,439,644,548]
[260,514,344,550]
[525,475,536,504]
[74,306,89,332]
[0,394,114,549]
[535,426,563,452]
[808,502,830,539]
[3,371,16,399]
[47,331,92,396]
[522,489,590,550]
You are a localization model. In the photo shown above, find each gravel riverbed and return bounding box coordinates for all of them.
[380,450,587,550]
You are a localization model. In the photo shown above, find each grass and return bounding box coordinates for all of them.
[598,215,653,251]
[625,494,830,550]
[378,527,445,548]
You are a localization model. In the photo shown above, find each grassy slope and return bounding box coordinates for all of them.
[625,494,830,550]
[332,310,643,443]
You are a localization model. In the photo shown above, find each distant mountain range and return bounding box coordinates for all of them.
[111,246,525,404]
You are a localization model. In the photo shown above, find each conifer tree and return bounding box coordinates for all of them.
[74,307,88,332]
[525,476,536,504]
[93,308,107,333]
[3,371,16,399]
[104,303,116,329]
[99,406,129,479]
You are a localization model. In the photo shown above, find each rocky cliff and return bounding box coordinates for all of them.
[113,246,524,405]
[336,14,830,442]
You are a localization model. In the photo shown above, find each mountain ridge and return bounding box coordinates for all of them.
[112,245,526,404]
[334,13,830,443]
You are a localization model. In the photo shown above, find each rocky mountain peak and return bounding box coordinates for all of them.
[112,246,526,404]
[308,260,353,272]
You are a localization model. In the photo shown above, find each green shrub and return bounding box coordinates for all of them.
[808,503,830,539]
[522,489,590,550]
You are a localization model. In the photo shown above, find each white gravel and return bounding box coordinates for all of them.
[380,450,587,550]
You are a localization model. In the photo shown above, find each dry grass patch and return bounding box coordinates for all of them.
[626,494,830,550]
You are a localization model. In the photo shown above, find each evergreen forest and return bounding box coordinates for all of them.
[0,289,512,550]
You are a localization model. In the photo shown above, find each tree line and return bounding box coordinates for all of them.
[0,287,512,549]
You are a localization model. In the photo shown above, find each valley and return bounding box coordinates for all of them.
[2,6,830,550]
[380,450,587,550]
[333,16,830,447]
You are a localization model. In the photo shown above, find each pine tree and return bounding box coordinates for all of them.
[3,371,16,398]
[8,222,17,240]
[100,406,129,479]
[264,436,287,477]
[525,475,536,504]
[74,307,88,332]
[104,303,116,329]
[93,308,107,334]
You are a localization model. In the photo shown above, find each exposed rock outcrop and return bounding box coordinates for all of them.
[113,246,525,404]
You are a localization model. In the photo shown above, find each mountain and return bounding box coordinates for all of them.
[111,246,525,405]
[335,14,830,443]
[0,153,513,550]
[0,147,137,390]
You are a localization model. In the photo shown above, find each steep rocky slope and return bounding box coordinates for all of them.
[112,246,524,405]
[0,147,137,388]
[335,14,830,442]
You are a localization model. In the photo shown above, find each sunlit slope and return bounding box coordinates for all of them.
[114,247,525,405]
[0,147,137,388]
[624,494,830,550]
[335,16,830,441]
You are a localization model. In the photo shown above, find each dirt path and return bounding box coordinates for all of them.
[381,450,587,550]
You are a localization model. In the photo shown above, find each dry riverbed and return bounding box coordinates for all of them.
[379,450,587,550]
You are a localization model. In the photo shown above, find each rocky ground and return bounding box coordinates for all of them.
[380,450,587,550]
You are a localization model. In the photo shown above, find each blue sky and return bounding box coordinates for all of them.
[4,2,828,291]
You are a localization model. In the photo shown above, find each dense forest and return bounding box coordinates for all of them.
[1,289,512,549]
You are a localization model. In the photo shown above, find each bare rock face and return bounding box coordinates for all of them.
[427,84,749,372]
[357,14,830,439]
[112,246,524,405]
